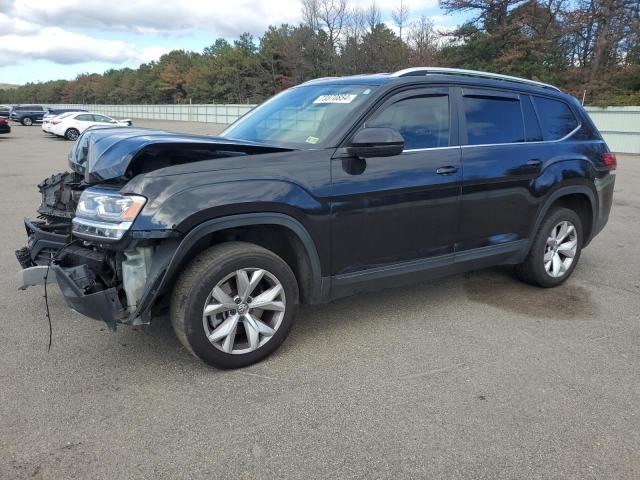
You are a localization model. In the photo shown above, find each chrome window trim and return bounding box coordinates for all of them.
[402,146,459,153]
[459,123,581,149]
[400,124,581,153]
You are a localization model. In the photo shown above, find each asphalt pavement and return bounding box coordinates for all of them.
[1,120,638,479]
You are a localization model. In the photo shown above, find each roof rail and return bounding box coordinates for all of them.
[390,67,561,92]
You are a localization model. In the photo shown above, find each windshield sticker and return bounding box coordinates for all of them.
[363,89,371,95]
[305,136,320,144]
[313,94,357,104]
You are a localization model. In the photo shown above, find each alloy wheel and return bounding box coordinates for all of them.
[202,268,286,354]
[544,220,578,278]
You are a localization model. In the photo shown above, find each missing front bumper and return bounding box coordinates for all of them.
[17,261,126,331]
[53,264,124,330]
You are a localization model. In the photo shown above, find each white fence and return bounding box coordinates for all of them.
[584,106,640,154]
[47,103,640,154]
[47,104,256,124]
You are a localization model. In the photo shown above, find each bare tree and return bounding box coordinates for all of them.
[407,15,439,65]
[365,1,382,32]
[302,0,321,31]
[392,0,411,40]
[318,0,349,52]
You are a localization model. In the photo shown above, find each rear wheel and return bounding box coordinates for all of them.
[170,242,299,369]
[21,117,33,126]
[516,207,583,287]
[64,128,79,141]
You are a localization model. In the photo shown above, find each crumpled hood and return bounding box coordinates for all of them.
[69,126,292,183]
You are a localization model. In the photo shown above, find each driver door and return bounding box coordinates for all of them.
[330,87,461,281]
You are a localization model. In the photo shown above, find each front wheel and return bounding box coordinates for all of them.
[21,117,33,126]
[515,207,583,287]
[170,242,299,368]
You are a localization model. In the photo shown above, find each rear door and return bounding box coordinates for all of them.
[330,87,461,276]
[457,87,548,252]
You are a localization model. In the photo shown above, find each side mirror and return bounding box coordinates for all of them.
[346,127,404,158]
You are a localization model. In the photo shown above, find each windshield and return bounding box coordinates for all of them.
[221,84,377,148]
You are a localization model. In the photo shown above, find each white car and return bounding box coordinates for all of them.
[42,111,84,134]
[49,112,133,140]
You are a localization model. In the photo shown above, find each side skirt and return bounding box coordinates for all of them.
[330,240,528,300]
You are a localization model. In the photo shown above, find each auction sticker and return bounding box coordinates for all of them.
[313,94,357,104]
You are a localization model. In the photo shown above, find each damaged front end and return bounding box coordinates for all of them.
[17,127,290,330]
[15,171,169,330]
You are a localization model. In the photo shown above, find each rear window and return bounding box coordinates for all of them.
[463,94,524,145]
[532,97,579,140]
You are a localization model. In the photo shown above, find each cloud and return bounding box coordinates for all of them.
[0,26,173,67]
[6,0,439,35]
[8,0,303,36]
[0,0,442,69]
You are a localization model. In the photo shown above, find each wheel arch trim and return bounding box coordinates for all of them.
[132,213,324,323]
[526,185,597,258]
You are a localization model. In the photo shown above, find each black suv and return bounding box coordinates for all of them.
[10,105,46,125]
[16,68,615,368]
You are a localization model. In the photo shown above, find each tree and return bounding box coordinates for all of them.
[392,0,410,40]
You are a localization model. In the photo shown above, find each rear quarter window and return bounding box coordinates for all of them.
[532,96,579,140]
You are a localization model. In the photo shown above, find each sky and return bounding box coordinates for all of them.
[0,0,466,85]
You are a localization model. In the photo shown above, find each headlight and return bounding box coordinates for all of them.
[72,188,146,241]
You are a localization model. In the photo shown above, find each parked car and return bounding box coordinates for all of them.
[48,112,133,140]
[42,111,82,134]
[0,105,10,118]
[0,116,10,134]
[16,68,615,369]
[9,105,46,125]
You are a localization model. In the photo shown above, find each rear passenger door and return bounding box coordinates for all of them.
[457,87,548,252]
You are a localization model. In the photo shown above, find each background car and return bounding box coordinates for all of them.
[0,105,10,118]
[0,116,10,134]
[42,110,85,134]
[9,105,46,125]
[49,112,133,140]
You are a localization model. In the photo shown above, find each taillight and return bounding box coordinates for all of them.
[603,152,617,172]
[52,119,62,125]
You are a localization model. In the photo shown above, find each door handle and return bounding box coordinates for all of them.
[436,166,459,175]
[526,159,542,167]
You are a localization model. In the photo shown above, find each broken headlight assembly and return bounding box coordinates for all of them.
[72,188,146,241]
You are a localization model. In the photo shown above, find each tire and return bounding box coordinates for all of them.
[21,117,33,126]
[170,241,299,369]
[64,128,80,141]
[515,207,583,288]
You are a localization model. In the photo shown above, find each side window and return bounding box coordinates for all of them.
[522,95,543,142]
[366,95,449,150]
[94,115,113,122]
[76,114,93,122]
[463,94,524,145]
[532,96,579,140]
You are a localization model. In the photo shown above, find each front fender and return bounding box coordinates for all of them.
[130,212,327,323]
